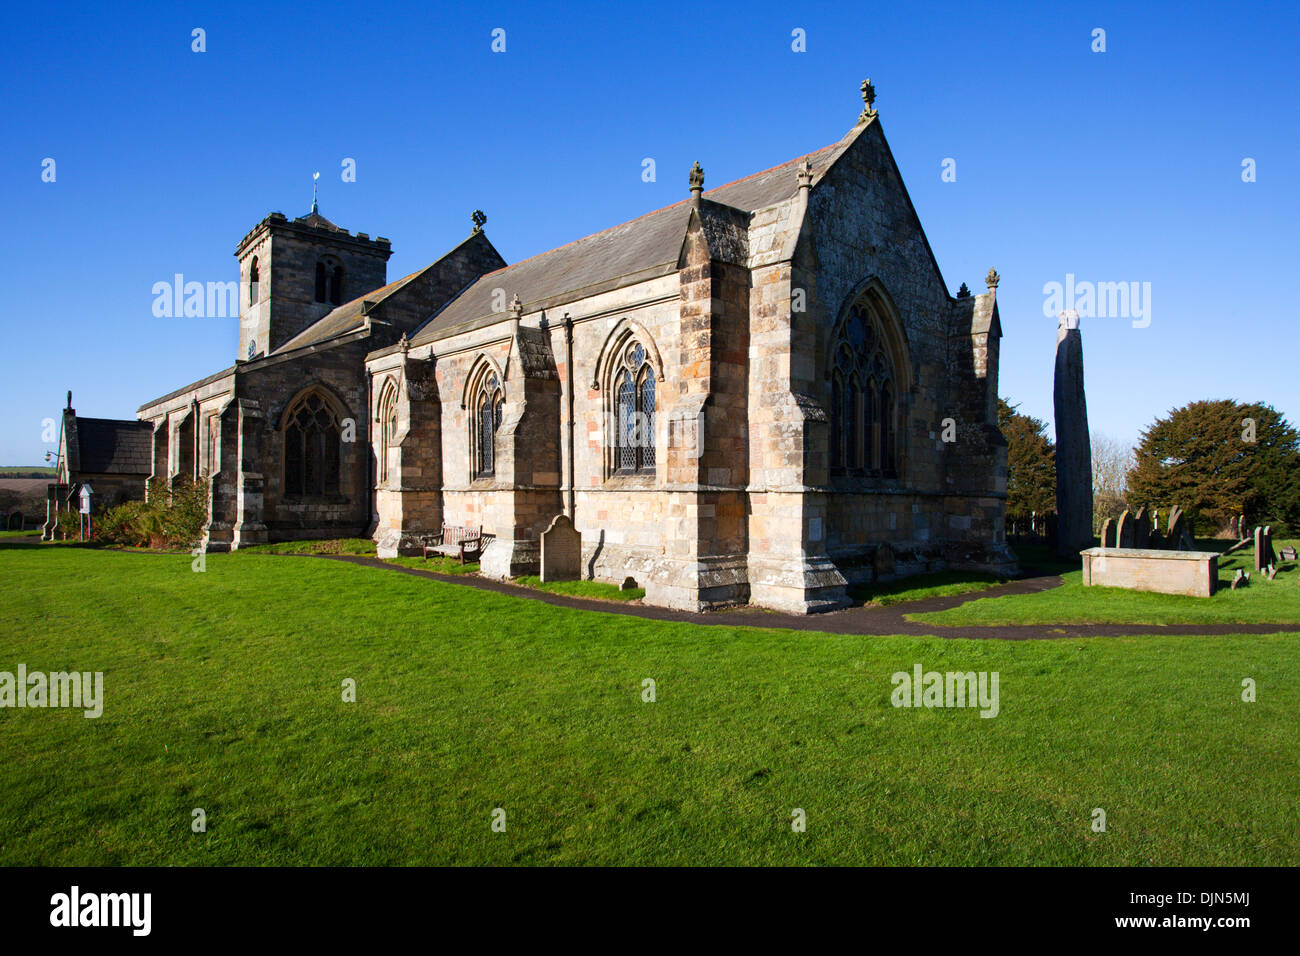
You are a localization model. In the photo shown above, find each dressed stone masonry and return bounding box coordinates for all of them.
[137,81,1018,612]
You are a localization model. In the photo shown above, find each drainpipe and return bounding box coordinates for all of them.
[563,313,575,519]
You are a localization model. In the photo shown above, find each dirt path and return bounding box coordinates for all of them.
[319,554,1299,640]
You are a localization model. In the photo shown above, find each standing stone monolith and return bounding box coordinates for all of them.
[1053,311,1093,557]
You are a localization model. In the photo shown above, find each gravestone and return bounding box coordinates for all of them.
[1254,526,1265,572]
[1116,510,1135,548]
[1166,504,1181,531]
[539,514,582,583]
[620,576,639,591]
[1149,529,1164,550]
[1263,526,1277,567]
[1239,514,1247,539]
[1133,507,1150,549]
[1166,508,1194,551]
[1100,518,1114,548]
[1053,312,1093,557]
[1231,569,1245,590]
[1280,546,1298,562]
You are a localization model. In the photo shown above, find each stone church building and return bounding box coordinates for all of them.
[138,83,1016,612]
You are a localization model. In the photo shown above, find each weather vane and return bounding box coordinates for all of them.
[311,171,320,214]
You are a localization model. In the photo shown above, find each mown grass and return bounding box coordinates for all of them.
[915,540,1300,627]
[384,555,480,575]
[236,538,377,556]
[0,530,39,539]
[0,543,1297,866]
[848,570,1007,607]
[514,575,645,602]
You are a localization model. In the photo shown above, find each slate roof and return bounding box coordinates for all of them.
[294,210,345,232]
[138,366,236,413]
[409,141,846,345]
[74,418,153,475]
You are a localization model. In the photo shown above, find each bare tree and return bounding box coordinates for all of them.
[1091,431,1135,530]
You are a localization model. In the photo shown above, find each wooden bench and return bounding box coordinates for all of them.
[422,525,487,564]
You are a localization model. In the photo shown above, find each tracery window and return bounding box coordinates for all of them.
[613,342,655,474]
[378,382,398,484]
[284,391,342,496]
[830,301,899,478]
[472,372,504,479]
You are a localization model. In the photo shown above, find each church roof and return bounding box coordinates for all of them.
[294,209,344,232]
[71,417,153,475]
[408,141,847,345]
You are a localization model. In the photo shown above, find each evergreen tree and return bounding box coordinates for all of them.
[998,398,1057,524]
[1127,399,1300,535]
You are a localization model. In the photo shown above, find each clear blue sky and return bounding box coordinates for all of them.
[2,0,1296,464]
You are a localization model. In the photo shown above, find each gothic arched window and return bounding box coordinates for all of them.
[378,382,398,484]
[283,390,342,496]
[830,301,900,478]
[473,372,503,479]
[613,342,655,474]
[249,256,259,305]
[330,265,345,306]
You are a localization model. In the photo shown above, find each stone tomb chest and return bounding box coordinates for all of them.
[1080,547,1219,598]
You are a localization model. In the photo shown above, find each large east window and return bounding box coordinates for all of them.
[830,301,899,478]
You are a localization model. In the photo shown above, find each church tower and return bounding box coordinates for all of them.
[234,196,392,360]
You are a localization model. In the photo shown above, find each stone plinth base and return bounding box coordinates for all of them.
[480,537,539,579]
[645,554,750,612]
[747,555,849,614]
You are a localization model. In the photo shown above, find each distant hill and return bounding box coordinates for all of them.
[0,467,55,477]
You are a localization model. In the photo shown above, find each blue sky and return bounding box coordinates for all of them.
[1,0,1296,464]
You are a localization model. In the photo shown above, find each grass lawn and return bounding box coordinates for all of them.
[237,538,377,556]
[514,575,645,602]
[915,540,1300,627]
[1,543,1297,866]
[848,570,1007,606]
[0,530,39,539]
[385,555,480,575]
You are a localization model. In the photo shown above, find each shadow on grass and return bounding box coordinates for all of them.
[846,569,1009,607]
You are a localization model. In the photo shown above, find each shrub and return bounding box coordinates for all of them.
[55,510,84,541]
[157,477,210,549]
[94,478,209,550]
[96,501,150,547]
